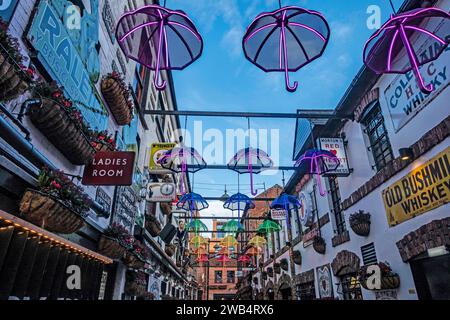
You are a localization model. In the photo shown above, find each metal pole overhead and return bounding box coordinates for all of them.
[182,164,298,171]
[144,109,353,120]
[179,216,267,220]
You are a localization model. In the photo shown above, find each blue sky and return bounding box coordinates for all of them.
[168,0,404,202]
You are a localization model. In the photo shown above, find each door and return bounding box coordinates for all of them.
[410,254,450,300]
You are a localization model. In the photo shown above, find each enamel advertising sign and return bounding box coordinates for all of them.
[382,147,450,227]
[318,138,350,176]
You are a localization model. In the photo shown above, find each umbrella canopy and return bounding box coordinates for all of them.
[270,193,301,227]
[221,219,245,233]
[196,254,209,263]
[364,7,450,94]
[189,235,208,248]
[257,219,282,234]
[238,254,252,263]
[295,149,340,196]
[223,192,255,220]
[246,246,262,256]
[220,235,238,248]
[216,254,233,264]
[187,219,208,233]
[176,192,209,220]
[248,235,267,248]
[243,6,330,92]
[228,148,273,196]
[158,146,206,194]
[116,5,203,90]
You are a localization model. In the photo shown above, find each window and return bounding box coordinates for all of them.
[215,271,223,284]
[296,282,316,300]
[361,243,378,265]
[339,273,363,300]
[328,176,346,235]
[132,64,146,107]
[227,271,235,283]
[293,207,302,238]
[362,104,393,171]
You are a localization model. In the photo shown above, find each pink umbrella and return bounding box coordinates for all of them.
[364,7,450,94]
[243,5,330,92]
[116,4,203,90]
[238,254,251,264]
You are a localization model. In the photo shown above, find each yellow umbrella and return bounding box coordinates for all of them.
[190,235,208,248]
[248,235,267,248]
[220,235,238,247]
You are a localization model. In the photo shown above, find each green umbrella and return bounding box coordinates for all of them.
[257,219,281,235]
[221,219,244,233]
[187,219,208,234]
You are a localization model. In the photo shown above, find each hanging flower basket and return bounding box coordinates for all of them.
[125,272,147,297]
[274,262,281,274]
[292,250,302,265]
[253,277,259,285]
[359,262,400,290]
[280,258,289,271]
[28,97,95,165]
[313,236,326,254]
[262,271,268,280]
[349,210,371,237]
[97,235,127,260]
[19,189,85,234]
[101,72,134,126]
[123,251,146,269]
[165,243,176,257]
[91,131,117,152]
[145,214,162,237]
[0,20,34,101]
[160,202,172,215]
[267,267,274,277]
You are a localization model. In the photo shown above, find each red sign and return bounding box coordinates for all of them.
[82,152,135,186]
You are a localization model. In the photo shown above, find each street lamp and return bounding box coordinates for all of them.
[220,185,230,202]
[399,147,414,161]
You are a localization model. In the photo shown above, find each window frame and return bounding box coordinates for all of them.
[328,176,346,235]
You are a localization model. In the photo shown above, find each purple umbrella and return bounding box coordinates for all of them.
[295,149,340,197]
[116,5,203,91]
[363,7,450,94]
[243,6,330,92]
[228,148,273,196]
[157,146,206,195]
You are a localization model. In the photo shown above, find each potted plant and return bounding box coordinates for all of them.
[19,167,89,234]
[313,236,326,254]
[0,19,35,101]
[292,250,302,265]
[280,258,289,271]
[349,210,371,236]
[359,262,400,290]
[100,72,134,125]
[165,243,176,257]
[145,214,162,237]
[28,82,96,165]
[91,130,116,152]
[97,223,133,260]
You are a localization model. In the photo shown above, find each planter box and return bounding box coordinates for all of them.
[101,77,133,125]
[19,189,85,234]
[97,235,127,260]
[350,221,370,237]
[0,53,29,101]
[28,98,95,165]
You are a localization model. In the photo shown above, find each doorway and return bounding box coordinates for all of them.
[410,253,450,300]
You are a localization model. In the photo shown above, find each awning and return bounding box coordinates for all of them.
[0,210,112,264]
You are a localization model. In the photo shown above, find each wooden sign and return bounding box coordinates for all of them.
[82,151,135,186]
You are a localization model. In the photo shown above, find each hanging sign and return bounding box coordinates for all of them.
[0,0,20,22]
[318,138,350,176]
[302,228,319,247]
[82,151,136,186]
[382,147,450,227]
[112,186,137,233]
[384,22,450,132]
[298,192,314,227]
[270,209,286,221]
[148,143,176,174]
[146,182,176,202]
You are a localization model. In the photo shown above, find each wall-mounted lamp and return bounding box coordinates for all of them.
[399,147,414,161]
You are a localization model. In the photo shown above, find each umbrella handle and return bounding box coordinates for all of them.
[281,13,298,93]
[314,156,326,196]
[248,164,258,196]
[398,23,433,94]
[154,20,167,91]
